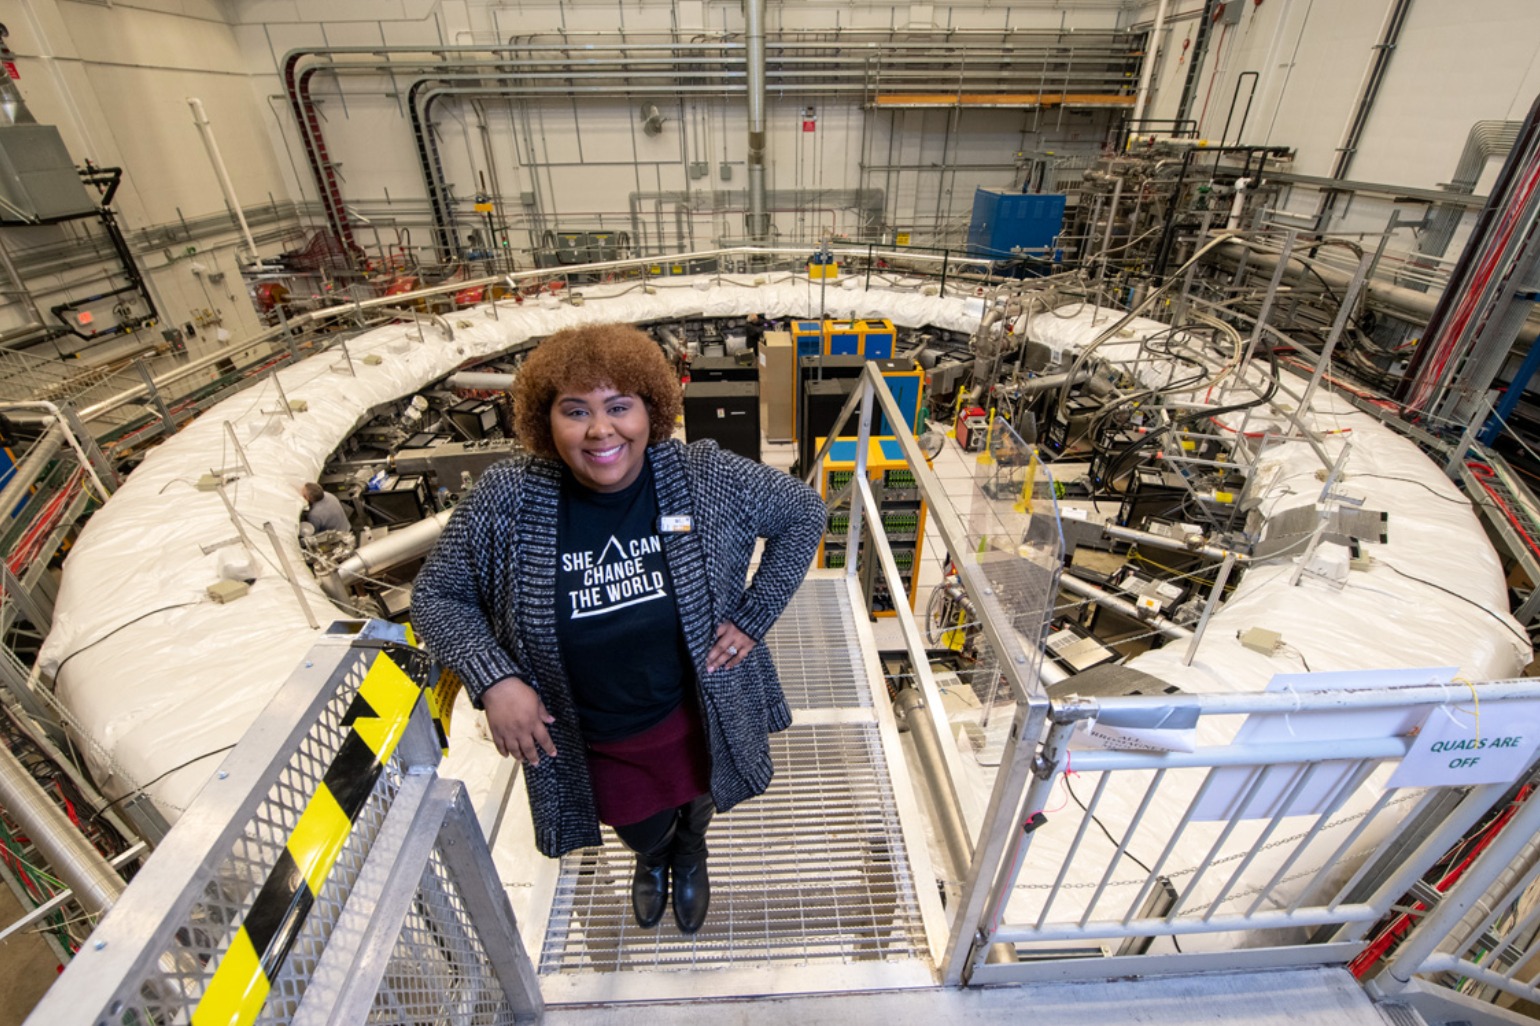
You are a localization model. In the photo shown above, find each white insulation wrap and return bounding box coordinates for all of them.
[38,275,984,819]
[1028,305,1530,688]
[985,306,1534,950]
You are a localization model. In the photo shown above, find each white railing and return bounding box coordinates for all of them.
[1366,772,1540,1025]
[820,367,1540,998]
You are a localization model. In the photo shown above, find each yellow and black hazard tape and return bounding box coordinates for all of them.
[191,643,431,1026]
[403,623,459,755]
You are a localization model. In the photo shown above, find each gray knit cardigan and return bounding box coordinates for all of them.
[412,439,826,857]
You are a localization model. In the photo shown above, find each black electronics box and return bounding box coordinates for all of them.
[364,474,431,526]
[447,399,499,440]
[690,355,758,383]
[684,381,760,461]
[1118,467,1191,528]
[1045,395,1100,455]
[800,377,856,472]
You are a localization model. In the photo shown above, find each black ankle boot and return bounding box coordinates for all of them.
[672,795,715,934]
[671,854,709,933]
[631,854,670,928]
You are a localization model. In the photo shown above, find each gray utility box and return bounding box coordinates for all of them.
[0,124,96,223]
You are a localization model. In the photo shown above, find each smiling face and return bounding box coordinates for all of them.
[549,386,651,492]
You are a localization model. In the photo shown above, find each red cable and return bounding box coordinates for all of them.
[1349,784,1533,976]
[1467,461,1540,560]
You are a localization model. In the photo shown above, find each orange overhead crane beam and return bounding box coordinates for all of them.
[873,93,1136,108]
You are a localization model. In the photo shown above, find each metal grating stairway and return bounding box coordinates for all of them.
[536,575,937,998]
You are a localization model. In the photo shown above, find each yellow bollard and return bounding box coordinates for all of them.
[1013,447,1040,515]
[976,407,997,465]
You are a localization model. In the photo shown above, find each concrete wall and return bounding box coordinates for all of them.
[2,0,294,356]
[227,0,1130,267]
[1134,0,1540,261]
[9,0,1538,363]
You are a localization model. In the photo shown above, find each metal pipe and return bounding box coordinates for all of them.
[187,98,259,260]
[1128,0,1170,129]
[1060,573,1191,640]
[322,510,454,601]
[1214,239,1540,345]
[745,0,769,243]
[0,735,124,916]
[893,687,973,880]
[0,424,65,528]
[1103,523,1248,564]
[447,371,515,391]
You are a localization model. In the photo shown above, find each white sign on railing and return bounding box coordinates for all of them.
[1387,699,1540,788]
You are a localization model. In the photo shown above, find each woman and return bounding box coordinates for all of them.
[413,322,825,934]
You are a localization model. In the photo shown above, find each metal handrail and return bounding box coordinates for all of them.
[819,363,1056,984]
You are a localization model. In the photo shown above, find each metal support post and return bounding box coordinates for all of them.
[57,403,118,494]
[337,338,357,376]
[213,482,257,552]
[844,375,878,578]
[436,785,544,1020]
[0,561,52,633]
[220,420,253,477]
[1236,230,1296,385]
[1182,552,1236,666]
[133,357,176,437]
[1296,252,1374,419]
[271,373,296,420]
[261,521,321,630]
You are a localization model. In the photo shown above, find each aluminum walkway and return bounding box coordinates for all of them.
[534,572,948,1004]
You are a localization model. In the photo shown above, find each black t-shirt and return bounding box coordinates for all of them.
[555,464,689,742]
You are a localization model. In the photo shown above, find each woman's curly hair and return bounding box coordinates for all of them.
[513,323,682,459]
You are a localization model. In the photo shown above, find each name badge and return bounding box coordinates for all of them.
[657,515,693,534]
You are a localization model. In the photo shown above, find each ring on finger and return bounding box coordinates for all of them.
[727,645,739,656]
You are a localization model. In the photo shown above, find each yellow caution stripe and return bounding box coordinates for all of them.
[192,649,422,1026]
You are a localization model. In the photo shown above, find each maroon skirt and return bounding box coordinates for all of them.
[586,700,712,827]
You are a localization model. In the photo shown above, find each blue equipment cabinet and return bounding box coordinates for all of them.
[967,188,1066,258]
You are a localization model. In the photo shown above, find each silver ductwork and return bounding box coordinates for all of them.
[745,0,769,242]
[0,740,124,917]
[321,510,454,602]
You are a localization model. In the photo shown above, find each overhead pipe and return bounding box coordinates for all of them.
[187,98,259,262]
[283,32,1141,250]
[1213,239,1540,346]
[1398,92,1540,403]
[746,0,769,243]
[0,738,124,917]
[1317,0,1412,230]
[1417,120,1524,262]
[1128,0,1170,130]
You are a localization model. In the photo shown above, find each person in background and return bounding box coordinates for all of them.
[743,312,765,352]
[412,323,825,934]
[301,482,350,535]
